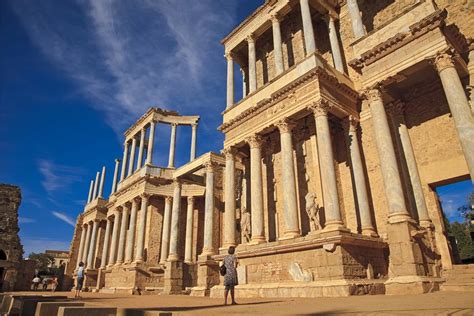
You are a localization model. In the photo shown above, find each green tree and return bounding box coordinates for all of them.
[449,221,474,260]
[28,252,53,271]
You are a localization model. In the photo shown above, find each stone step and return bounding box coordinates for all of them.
[440,282,474,292]
[451,264,474,270]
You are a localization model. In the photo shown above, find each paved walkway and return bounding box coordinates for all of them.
[11,290,474,315]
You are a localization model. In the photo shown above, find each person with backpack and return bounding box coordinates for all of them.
[222,246,238,305]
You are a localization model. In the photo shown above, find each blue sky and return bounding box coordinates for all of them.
[0,0,472,257]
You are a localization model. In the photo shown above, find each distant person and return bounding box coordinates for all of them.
[75,262,85,298]
[32,276,40,291]
[51,277,58,292]
[223,246,238,306]
[42,277,49,291]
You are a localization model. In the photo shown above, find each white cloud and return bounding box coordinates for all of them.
[22,238,71,257]
[18,217,36,224]
[38,160,83,195]
[52,211,76,227]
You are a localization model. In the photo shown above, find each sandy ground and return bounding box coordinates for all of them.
[8,290,474,315]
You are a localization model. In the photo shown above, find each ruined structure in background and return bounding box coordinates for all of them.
[68,0,474,297]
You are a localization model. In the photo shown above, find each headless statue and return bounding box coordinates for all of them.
[305,192,321,231]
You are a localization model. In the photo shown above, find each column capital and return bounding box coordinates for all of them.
[191,122,198,128]
[270,12,281,24]
[275,117,296,133]
[309,100,331,117]
[433,51,455,73]
[133,196,141,203]
[141,192,151,199]
[164,196,173,203]
[247,134,263,149]
[222,147,236,160]
[246,33,256,44]
[343,115,359,133]
[187,196,195,204]
[115,158,121,163]
[204,161,218,173]
[364,88,383,104]
[172,179,181,189]
[224,52,234,61]
[171,122,178,128]
[386,100,406,118]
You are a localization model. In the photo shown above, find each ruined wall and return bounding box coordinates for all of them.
[146,198,164,264]
[0,184,23,262]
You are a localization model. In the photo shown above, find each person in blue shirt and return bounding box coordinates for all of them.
[75,262,84,298]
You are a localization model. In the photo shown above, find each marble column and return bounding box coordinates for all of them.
[248,34,257,93]
[100,218,111,269]
[190,123,197,161]
[328,16,344,72]
[310,101,344,230]
[111,159,120,194]
[159,197,173,264]
[87,180,94,204]
[434,52,474,180]
[300,0,316,55]
[168,123,177,168]
[184,196,194,263]
[241,68,247,98]
[116,204,130,264]
[76,225,87,268]
[248,135,265,242]
[226,52,234,108]
[82,223,91,265]
[271,13,284,76]
[125,198,139,263]
[128,137,137,176]
[93,172,100,200]
[203,162,217,254]
[98,166,106,198]
[223,147,236,247]
[276,119,301,238]
[87,220,99,269]
[108,209,121,265]
[168,180,182,261]
[344,116,377,236]
[347,0,366,39]
[367,89,410,222]
[120,141,129,182]
[137,128,146,170]
[146,121,156,165]
[134,194,149,263]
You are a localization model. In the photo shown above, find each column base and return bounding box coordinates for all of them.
[279,231,301,240]
[322,221,349,234]
[388,212,413,224]
[249,236,266,244]
[163,261,184,295]
[200,249,216,257]
[168,253,180,262]
[361,227,379,238]
[419,220,434,229]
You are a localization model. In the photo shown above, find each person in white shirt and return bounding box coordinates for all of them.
[75,262,85,298]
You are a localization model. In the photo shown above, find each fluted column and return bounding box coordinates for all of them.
[367,89,410,222]
[137,128,146,170]
[120,142,129,182]
[271,13,284,76]
[100,218,111,269]
[190,123,197,161]
[241,68,247,98]
[125,198,139,263]
[300,0,316,55]
[434,52,474,180]
[347,0,366,39]
[76,224,87,268]
[310,101,345,231]
[108,209,121,266]
[128,137,137,176]
[93,172,100,200]
[202,162,217,254]
[111,159,120,194]
[87,180,94,204]
[116,204,130,264]
[248,135,265,243]
[98,166,106,198]
[86,220,99,269]
[328,16,344,72]
[344,116,376,236]
[146,121,156,165]
[168,123,177,168]
[168,180,182,261]
[223,147,236,247]
[226,52,234,108]
[135,194,149,263]
[159,196,173,264]
[248,34,257,93]
[82,223,91,265]
[184,196,194,263]
[276,119,300,238]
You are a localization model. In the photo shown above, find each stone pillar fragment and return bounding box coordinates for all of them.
[82,224,91,265]
[223,148,236,247]
[271,13,284,76]
[93,172,100,200]
[120,142,129,182]
[134,194,149,263]
[100,218,111,269]
[86,220,99,269]
[125,198,139,263]
[226,53,234,108]
[76,225,87,268]
[168,123,177,168]
[202,162,217,254]
[108,209,121,266]
[168,181,182,261]
[241,68,247,98]
[190,123,197,161]
[128,137,137,176]
[248,34,257,93]
[160,196,173,264]
[328,16,344,72]
[146,121,156,165]
[111,159,120,194]
[137,128,146,170]
[98,166,106,198]
[87,180,94,204]
[248,135,265,243]
[347,0,366,39]
[116,204,130,264]
[184,197,194,263]
[300,0,316,55]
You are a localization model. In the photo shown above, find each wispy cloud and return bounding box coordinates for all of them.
[52,211,76,227]
[38,160,83,195]
[19,217,36,224]
[22,237,71,256]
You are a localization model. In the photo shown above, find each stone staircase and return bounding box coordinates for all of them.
[441,264,474,292]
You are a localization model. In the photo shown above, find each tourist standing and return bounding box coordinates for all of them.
[223,246,238,305]
[32,276,40,291]
[51,277,58,292]
[75,262,85,298]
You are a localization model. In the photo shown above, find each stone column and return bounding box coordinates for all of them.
[241,68,247,98]
[344,116,377,236]
[300,0,316,55]
[120,141,129,182]
[226,52,234,108]
[184,196,194,263]
[168,123,177,168]
[434,52,474,180]
[93,172,100,200]
[76,224,87,268]
[310,101,345,231]
[82,223,91,265]
[100,218,111,269]
[98,166,106,198]
[134,194,149,263]
[271,13,284,76]
[87,180,94,204]
[111,159,120,194]
[125,198,139,263]
[146,121,156,165]
[276,119,301,238]
[248,135,265,243]
[128,137,137,176]
[87,220,99,269]
[202,162,217,254]
[137,128,146,170]
[116,204,130,264]
[347,0,366,39]
[328,16,344,72]
[223,147,236,247]
[108,209,121,266]
[168,180,182,261]
[367,89,410,222]
[160,196,173,264]
[190,123,197,161]
[248,34,257,93]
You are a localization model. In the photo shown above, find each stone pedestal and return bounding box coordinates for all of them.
[83,269,98,291]
[163,261,184,295]
[190,255,219,296]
